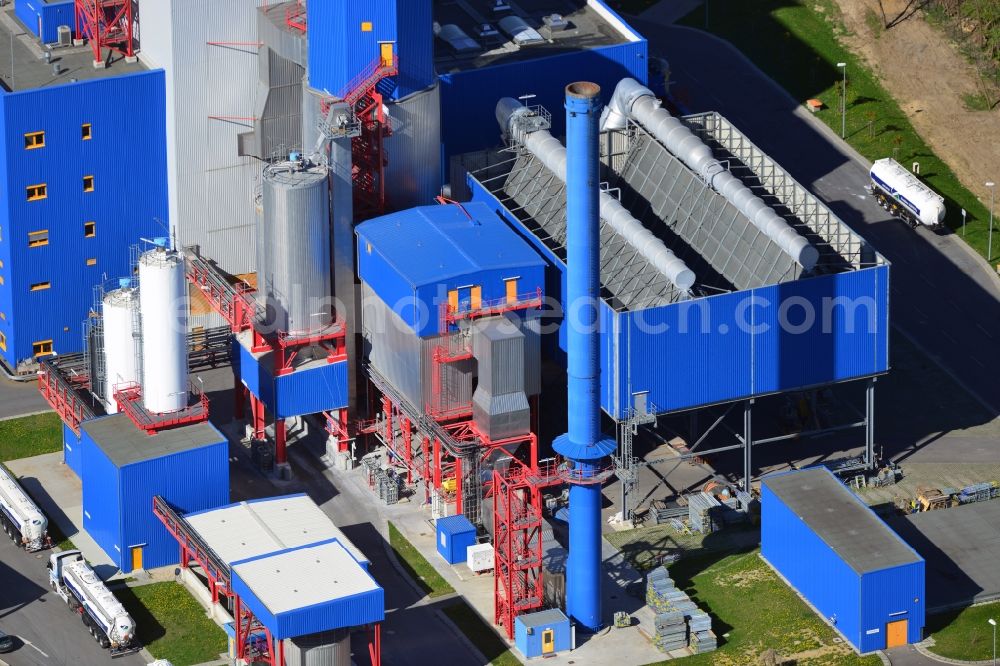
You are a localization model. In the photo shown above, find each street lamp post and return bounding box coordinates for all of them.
[837,62,847,139]
[987,182,995,262]
[988,618,996,666]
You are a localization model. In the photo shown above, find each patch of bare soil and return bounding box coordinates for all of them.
[834,0,1000,197]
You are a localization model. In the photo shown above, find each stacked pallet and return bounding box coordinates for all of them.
[688,492,721,534]
[645,566,718,655]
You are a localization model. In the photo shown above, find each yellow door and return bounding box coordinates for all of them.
[470,286,482,310]
[380,42,394,67]
[886,619,908,648]
[131,546,143,571]
[542,628,555,654]
[505,278,518,305]
[447,290,459,313]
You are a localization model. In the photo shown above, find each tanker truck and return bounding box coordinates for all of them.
[869,157,946,229]
[48,550,139,657]
[0,464,50,551]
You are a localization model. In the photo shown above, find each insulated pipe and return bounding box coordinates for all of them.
[602,78,820,271]
[496,98,695,292]
[551,82,617,633]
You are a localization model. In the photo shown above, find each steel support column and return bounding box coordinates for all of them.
[742,399,753,491]
[275,418,287,465]
[865,377,876,467]
[455,456,463,515]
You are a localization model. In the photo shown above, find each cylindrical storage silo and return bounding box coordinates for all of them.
[138,246,189,414]
[102,282,141,414]
[258,161,333,336]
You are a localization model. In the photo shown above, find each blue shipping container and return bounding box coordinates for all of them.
[80,414,229,573]
[436,515,476,564]
[515,609,572,658]
[62,422,82,478]
[762,468,925,652]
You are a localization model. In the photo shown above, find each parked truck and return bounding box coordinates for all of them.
[48,550,139,657]
[0,464,50,551]
[869,157,946,228]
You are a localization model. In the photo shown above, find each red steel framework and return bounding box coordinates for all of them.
[186,250,347,464]
[153,496,382,666]
[113,381,210,435]
[37,359,94,435]
[338,55,399,219]
[74,0,135,64]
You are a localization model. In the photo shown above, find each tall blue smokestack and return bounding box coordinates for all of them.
[553,82,615,632]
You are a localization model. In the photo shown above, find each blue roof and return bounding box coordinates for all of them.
[436,514,476,536]
[356,202,544,289]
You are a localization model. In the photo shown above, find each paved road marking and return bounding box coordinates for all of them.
[18,636,50,659]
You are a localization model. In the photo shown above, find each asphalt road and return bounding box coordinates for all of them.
[642,23,1000,421]
[0,541,144,666]
[0,377,47,421]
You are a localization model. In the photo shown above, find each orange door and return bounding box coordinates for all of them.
[380,42,394,67]
[886,619,908,648]
[470,286,482,310]
[505,278,518,305]
[447,290,459,313]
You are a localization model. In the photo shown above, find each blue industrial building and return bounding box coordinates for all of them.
[14,0,74,44]
[80,414,230,574]
[0,27,167,373]
[762,468,925,652]
[515,609,572,658]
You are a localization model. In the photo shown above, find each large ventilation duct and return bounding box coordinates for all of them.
[551,82,617,633]
[602,78,819,271]
[496,98,695,293]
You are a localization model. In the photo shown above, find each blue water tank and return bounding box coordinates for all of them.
[436,515,476,564]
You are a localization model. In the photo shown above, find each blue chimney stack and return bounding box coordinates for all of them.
[553,82,615,632]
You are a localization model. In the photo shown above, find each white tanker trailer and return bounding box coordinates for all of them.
[869,157,946,228]
[0,464,50,551]
[49,550,139,657]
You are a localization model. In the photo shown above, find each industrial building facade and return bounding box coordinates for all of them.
[0,66,167,372]
[762,468,925,653]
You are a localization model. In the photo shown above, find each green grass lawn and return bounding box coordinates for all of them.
[643,550,881,666]
[606,522,760,573]
[442,600,521,666]
[116,582,227,666]
[678,0,998,262]
[926,601,1000,661]
[0,412,62,462]
[387,521,455,598]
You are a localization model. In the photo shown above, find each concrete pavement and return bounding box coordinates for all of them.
[0,378,47,421]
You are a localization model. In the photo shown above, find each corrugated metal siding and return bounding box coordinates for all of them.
[395,0,434,98]
[384,83,441,209]
[119,437,229,573]
[63,423,82,478]
[420,335,474,414]
[438,41,648,162]
[307,1,396,96]
[762,480,863,649]
[860,562,926,651]
[16,1,75,43]
[233,570,384,639]
[274,360,348,419]
[3,71,167,365]
[363,284,423,409]
[80,427,123,569]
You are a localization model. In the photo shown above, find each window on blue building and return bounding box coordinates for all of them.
[24,131,44,150]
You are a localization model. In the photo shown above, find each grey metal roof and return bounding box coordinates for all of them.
[185,495,369,566]
[519,608,569,628]
[82,414,225,467]
[434,0,629,73]
[0,9,147,92]
[764,468,922,574]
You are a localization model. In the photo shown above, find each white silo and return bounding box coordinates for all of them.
[138,242,189,414]
[102,279,141,414]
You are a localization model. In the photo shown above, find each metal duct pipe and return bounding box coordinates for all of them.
[602,78,820,271]
[497,99,695,292]
[551,82,617,633]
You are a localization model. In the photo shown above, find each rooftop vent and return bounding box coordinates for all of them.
[436,23,481,54]
[543,14,569,31]
[499,16,544,45]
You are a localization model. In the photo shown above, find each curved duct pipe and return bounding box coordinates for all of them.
[601,78,820,271]
[497,98,696,292]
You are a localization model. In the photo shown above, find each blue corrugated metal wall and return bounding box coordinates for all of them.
[469,178,889,420]
[307,0,433,99]
[0,71,167,368]
[80,427,122,567]
[231,540,384,639]
[515,613,572,657]
[63,422,82,478]
[119,438,229,573]
[762,479,863,647]
[238,337,349,418]
[438,41,648,163]
[860,563,926,651]
[15,0,74,44]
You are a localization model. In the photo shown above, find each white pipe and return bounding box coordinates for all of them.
[497,99,696,292]
[602,78,819,271]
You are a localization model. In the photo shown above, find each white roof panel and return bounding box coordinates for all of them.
[184,495,368,566]
[233,540,378,614]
